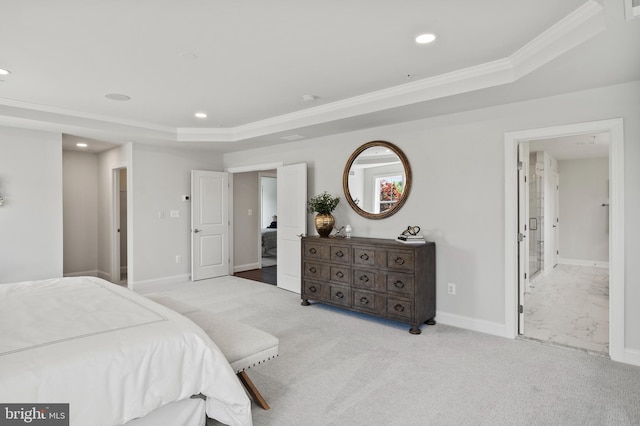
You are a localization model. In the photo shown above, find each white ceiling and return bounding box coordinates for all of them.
[529,132,610,160]
[1,0,639,153]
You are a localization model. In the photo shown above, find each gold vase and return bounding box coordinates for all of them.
[314,213,335,237]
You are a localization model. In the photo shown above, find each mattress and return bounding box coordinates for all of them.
[0,277,252,426]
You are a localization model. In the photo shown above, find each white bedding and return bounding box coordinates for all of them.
[0,277,252,426]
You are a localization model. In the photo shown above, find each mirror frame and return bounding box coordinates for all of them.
[342,140,412,220]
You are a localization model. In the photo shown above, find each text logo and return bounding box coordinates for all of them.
[0,404,68,426]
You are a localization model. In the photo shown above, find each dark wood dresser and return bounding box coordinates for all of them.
[300,236,436,334]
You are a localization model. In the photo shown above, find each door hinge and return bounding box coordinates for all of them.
[518,233,525,242]
[524,272,527,279]
[517,161,524,170]
[519,305,524,314]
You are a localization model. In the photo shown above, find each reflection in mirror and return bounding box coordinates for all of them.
[343,141,411,219]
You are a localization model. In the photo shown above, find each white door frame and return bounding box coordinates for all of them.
[504,118,624,362]
[226,162,284,272]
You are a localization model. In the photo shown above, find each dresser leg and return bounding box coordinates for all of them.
[409,326,422,335]
[301,299,310,306]
[425,318,436,326]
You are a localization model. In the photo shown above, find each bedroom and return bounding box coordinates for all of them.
[1,0,640,425]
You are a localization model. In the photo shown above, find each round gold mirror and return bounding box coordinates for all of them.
[343,140,412,219]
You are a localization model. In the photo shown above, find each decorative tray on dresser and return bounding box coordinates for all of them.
[300,236,435,334]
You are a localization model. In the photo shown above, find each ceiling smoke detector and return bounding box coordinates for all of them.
[302,95,317,102]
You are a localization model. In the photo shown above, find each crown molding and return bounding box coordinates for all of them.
[1,1,606,145]
[177,0,605,143]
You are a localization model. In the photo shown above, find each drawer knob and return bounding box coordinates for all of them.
[393,280,405,289]
[309,285,317,293]
[359,297,369,305]
[309,266,317,273]
[360,253,370,261]
[394,304,405,312]
[335,250,344,258]
[309,247,317,254]
[336,271,344,278]
[335,291,344,299]
[394,257,405,265]
[359,275,370,283]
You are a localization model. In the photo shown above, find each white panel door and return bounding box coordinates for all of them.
[191,170,229,281]
[277,163,307,293]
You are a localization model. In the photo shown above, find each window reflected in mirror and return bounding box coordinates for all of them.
[343,141,411,219]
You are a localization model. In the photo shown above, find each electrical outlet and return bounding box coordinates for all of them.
[448,283,456,295]
[175,255,182,263]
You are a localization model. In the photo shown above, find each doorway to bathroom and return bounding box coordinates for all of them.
[521,133,610,354]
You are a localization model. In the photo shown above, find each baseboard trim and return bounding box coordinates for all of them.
[624,348,640,366]
[63,270,98,277]
[436,310,508,338]
[131,274,191,293]
[234,263,260,273]
[558,258,609,268]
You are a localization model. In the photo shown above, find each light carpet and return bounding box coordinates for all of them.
[143,276,640,426]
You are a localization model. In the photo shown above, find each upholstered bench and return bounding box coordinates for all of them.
[146,295,279,410]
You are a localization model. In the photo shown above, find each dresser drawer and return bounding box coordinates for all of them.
[352,269,387,292]
[352,290,381,313]
[387,297,413,320]
[330,265,350,284]
[330,245,350,264]
[353,247,386,268]
[303,261,329,281]
[302,280,325,299]
[303,242,329,261]
[386,272,415,296]
[352,269,376,290]
[387,250,414,272]
[329,285,350,307]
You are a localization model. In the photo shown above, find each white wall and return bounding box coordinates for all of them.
[131,144,222,283]
[222,80,640,352]
[559,157,609,264]
[0,127,63,283]
[63,151,98,276]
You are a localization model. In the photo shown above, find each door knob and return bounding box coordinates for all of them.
[194,228,201,233]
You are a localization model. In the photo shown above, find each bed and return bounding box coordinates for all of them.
[0,277,252,426]
[261,228,277,257]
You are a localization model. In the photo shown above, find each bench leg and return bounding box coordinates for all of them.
[237,371,270,410]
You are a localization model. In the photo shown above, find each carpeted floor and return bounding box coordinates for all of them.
[143,276,640,426]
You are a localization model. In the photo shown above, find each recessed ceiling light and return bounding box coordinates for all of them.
[105,93,131,101]
[0,68,11,75]
[415,33,436,44]
[76,143,88,148]
[195,112,207,118]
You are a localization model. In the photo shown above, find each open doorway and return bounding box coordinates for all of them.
[112,167,127,286]
[505,118,624,362]
[231,169,277,286]
[260,173,277,269]
[522,134,609,354]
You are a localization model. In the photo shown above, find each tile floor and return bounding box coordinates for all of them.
[524,264,609,354]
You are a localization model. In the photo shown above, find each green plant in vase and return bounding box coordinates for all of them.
[307,192,340,237]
